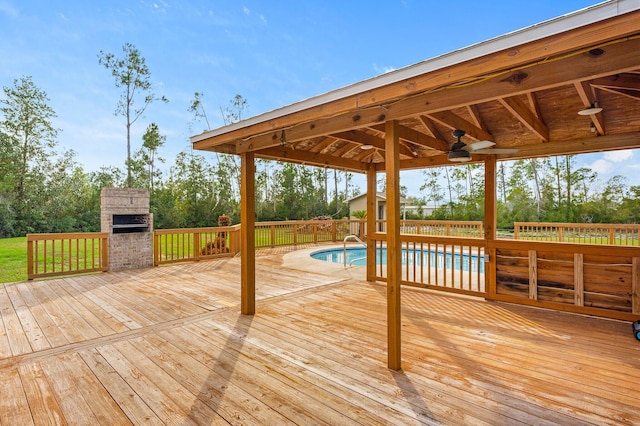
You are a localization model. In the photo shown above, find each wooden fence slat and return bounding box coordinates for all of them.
[529,250,538,301]
[574,253,584,307]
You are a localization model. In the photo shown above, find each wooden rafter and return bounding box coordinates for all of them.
[330,141,360,158]
[425,110,494,142]
[574,81,606,135]
[369,123,449,152]
[257,146,368,172]
[591,74,640,100]
[498,96,550,142]
[309,137,338,153]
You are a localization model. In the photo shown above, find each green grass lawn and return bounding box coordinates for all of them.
[0,237,27,284]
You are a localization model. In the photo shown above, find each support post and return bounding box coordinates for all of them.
[241,152,256,315]
[385,120,402,371]
[484,155,497,298]
[366,164,377,282]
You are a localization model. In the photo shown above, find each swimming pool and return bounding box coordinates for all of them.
[310,247,484,273]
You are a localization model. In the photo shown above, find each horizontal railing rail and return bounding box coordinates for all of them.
[513,222,640,245]
[375,220,483,237]
[27,232,109,280]
[154,225,241,266]
[255,220,366,248]
[369,233,487,297]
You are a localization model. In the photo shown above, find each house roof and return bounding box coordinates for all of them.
[192,0,640,173]
[348,192,409,204]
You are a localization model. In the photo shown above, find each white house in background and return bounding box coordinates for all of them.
[348,192,438,220]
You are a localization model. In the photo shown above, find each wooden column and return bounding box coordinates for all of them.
[366,164,377,282]
[241,151,256,315]
[484,155,497,298]
[385,120,402,371]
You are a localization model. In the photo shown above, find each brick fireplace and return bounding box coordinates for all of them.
[101,188,153,271]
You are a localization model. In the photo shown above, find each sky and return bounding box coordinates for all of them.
[1,0,637,198]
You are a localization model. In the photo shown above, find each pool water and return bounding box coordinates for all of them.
[311,247,484,273]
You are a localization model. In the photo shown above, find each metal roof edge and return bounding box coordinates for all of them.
[191,0,637,144]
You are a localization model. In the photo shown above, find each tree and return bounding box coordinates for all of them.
[0,76,59,235]
[98,42,168,187]
[135,122,165,191]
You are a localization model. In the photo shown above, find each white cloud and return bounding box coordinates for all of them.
[589,158,613,175]
[0,1,18,18]
[604,149,633,162]
[373,64,396,74]
[243,6,250,15]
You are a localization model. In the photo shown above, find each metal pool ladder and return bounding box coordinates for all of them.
[343,235,367,268]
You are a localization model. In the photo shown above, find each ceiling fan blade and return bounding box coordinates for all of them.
[463,140,495,152]
[473,148,519,154]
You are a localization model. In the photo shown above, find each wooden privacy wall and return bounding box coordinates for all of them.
[491,240,640,321]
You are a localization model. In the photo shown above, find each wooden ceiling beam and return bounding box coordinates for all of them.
[332,130,385,150]
[526,92,543,119]
[230,37,640,153]
[257,146,367,172]
[574,81,606,135]
[597,87,640,100]
[591,74,640,100]
[498,96,550,141]
[309,137,338,153]
[331,141,359,158]
[418,115,444,139]
[369,123,450,152]
[425,110,494,141]
[377,131,640,171]
[590,74,640,91]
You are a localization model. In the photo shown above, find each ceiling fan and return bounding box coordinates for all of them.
[447,129,519,162]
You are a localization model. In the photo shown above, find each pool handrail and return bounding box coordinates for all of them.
[343,235,367,268]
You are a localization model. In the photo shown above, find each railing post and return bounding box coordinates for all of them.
[609,228,616,245]
[153,232,159,266]
[270,225,275,248]
[293,223,298,246]
[514,223,520,240]
[194,232,201,261]
[102,234,109,271]
[27,235,34,280]
[332,221,337,242]
[313,222,318,244]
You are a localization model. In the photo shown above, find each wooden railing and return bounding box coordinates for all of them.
[154,225,241,266]
[27,233,109,280]
[487,239,640,321]
[514,222,640,245]
[369,233,486,297]
[374,220,483,237]
[255,220,365,248]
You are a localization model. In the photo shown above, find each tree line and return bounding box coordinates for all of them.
[417,158,640,229]
[1,43,638,238]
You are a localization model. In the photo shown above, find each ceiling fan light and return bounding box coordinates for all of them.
[448,150,472,162]
[360,144,374,150]
[578,102,603,116]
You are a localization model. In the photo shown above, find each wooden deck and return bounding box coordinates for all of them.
[1,245,639,425]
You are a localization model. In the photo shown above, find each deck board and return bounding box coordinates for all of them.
[1,245,639,425]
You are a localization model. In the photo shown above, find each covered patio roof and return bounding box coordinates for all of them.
[191,0,640,370]
[192,0,640,171]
